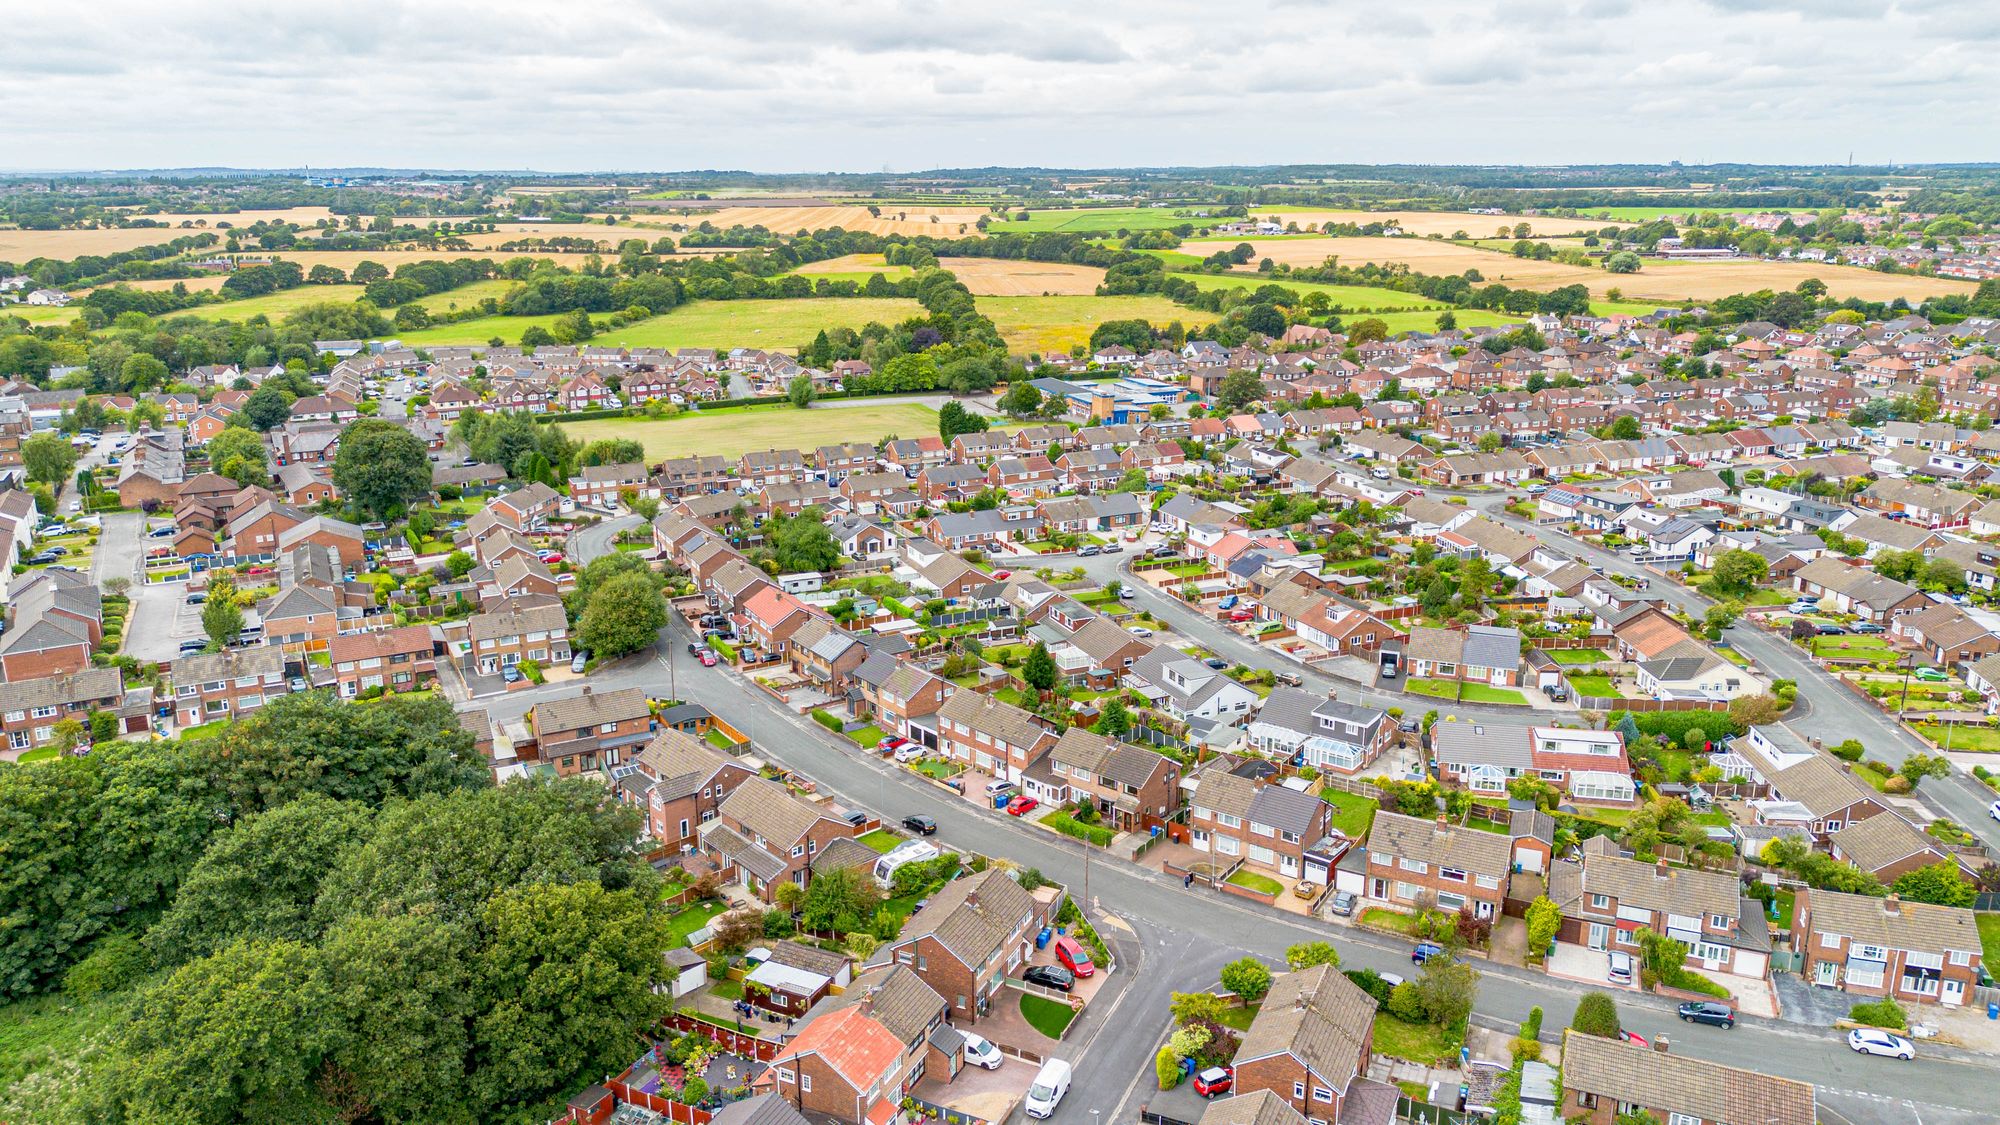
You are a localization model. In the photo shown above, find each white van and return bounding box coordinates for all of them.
[1024,1058,1071,1119]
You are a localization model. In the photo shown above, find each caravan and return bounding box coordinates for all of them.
[872,839,941,889]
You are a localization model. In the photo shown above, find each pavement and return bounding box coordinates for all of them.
[504,514,1997,1124]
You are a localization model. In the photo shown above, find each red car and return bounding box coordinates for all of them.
[698,650,718,667]
[1618,1029,1649,1048]
[539,551,564,565]
[1006,795,1039,816]
[1225,610,1254,623]
[992,570,1011,580]
[1192,1067,1233,1098]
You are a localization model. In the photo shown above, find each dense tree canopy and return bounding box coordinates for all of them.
[332,419,431,519]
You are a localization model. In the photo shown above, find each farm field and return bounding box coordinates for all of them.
[942,256,1105,296]
[628,203,992,238]
[1170,272,1449,310]
[107,205,343,227]
[404,277,525,311]
[74,275,228,295]
[260,249,603,272]
[1177,237,1977,303]
[0,226,225,259]
[1,304,81,325]
[170,283,369,321]
[979,294,1202,354]
[791,253,911,278]
[1367,308,1521,334]
[998,207,1241,234]
[1251,209,1627,238]
[564,401,943,461]
[381,296,923,351]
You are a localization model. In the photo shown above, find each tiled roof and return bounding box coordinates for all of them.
[891,867,1035,968]
[1366,811,1513,878]
[1580,853,1737,919]
[533,686,649,733]
[1235,963,1374,1092]
[720,776,843,848]
[1769,755,1877,818]
[1803,887,1980,956]
[1560,1030,1814,1125]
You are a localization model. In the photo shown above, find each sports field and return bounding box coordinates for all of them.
[979,294,1204,355]
[563,401,942,461]
[1251,209,1626,237]
[1177,237,1975,303]
[383,296,924,351]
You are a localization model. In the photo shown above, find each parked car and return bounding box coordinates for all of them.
[878,736,907,752]
[1192,1066,1233,1098]
[538,551,564,565]
[1914,666,1949,682]
[1676,1001,1736,1029]
[1118,589,1135,600]
[902,814,937,836]
[501,665,524,684]
[1218,595,1239,610]
[1023,1058,1072,1120]
[1077,545,1100,557]
[1847,1028,1914,1059]
[1618,1029,1650,1048]
[1989,799,2000,823]
[960,1032,1004,1070]
[1052,934,1095,978]
[1607,951,1634,986]
[991,571,1012,581]
[178,639,208,655]
[571,650,589,673]
[1273,671,1303,687]
[1852,622,1886,634]
[688,642,702,656]
[698,650,718,667]
[185,591,207,605]
[1816,624,1849,636]
[1128,626,1154,637]
[840,809,868,828]
[288,677,309,693]
[1006,794,1040,816]
[985,779,1017,797]
[1101,543,1123,554]
[1397,717,1420,733]
[1023,964,1074,992]
[1225,610,1254,623]
[1202,657,1229,670]
[1411,942,1447,965]
[146,526,175,538]
[1330,890,1357,917]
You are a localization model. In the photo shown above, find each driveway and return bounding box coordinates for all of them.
[92,510,145,586]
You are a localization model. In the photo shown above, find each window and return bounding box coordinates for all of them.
[1312,1087,1333,1104]
[29,706,57,719]
[1668,1114,1700,1125]
[1577,1093,1597,1110]
[1710,914,1729,929]
[1590,894,1610,910]
[1950,950,1972,966]
[1292,1082,1306,1100]
[1820,931,1842,949]
[801,1075,812,1093]
[777,1069,795,1084]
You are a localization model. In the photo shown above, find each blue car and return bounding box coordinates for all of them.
[1411,942,1447,965]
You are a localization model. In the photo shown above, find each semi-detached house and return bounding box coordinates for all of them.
[870,868,1051,1025]
[1551,852,1770,981]
[699,776,856,901]
[1228,964,1396,1125]
[1361,811,1512,921]
[936,690,1057,784]
[1187,765,1341,886]
[1793,888,1983,1007]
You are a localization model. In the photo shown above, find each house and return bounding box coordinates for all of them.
[935,690,1056,783]
[489,482,560,530]
[1552,853,1769,981]
[327,625,437,698]
[756,988,926,1124]
[1402,624,1521,687]
[0,571,101,681]
[848,651,953,746]
[1791,558,1926,623]
[528,686,654,776]
[1128,648,1261,722]
[567,462,652,510]
[462,601,571,676]
[1829,812,1965,885]
[1430,721,1637,805]
[1558,1031,1814,1125]
[700,776,856,900]
[1186,765,1340,885]
[623,727,758,849]
[1027,727,1180,832]
[1362,810,1513,921]
[1246,688,1393,776]
[169,646,287,729]
[1793,888,1983,1007]
[1228,964,1386,1125]
[869,867,1051,1024]
[744,941,853,1018]
[1762,754,1889,842]
[0,667,140,759]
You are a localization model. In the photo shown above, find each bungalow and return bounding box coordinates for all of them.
[1791,557,1927,623]
[1403,624,1521,687]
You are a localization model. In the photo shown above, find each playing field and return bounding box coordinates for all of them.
[980,294,1206,355]
[1176,237,1976,303]
[943,257,1105,296]
[1251,209,1627,238]
[562,401,943,461]
[382,296,924,351]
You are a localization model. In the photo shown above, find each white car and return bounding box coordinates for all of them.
[894,743,927,764]
[1847,1028,1914,1060]
[1128,626,1154,637]
[1989,798,2000,823]
[1023,1058,1071,1119]
[960,1031,1004,1070]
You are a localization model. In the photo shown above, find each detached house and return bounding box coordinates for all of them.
[700,776,857,900]
[1229,964,1392,1125]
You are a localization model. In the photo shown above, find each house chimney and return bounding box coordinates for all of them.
[1654,858,1669,879]
[965,891,980,910]
[1883,894,1901,915]
[1436,814,1449,829]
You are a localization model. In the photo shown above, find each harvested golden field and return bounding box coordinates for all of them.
[74,275,227,295]
[641,204,991,238]
[945,257,1105,296]
[108,206,343,227]
[982,295,1198,355]
[1251,210,1625,238]
[0,226,224,260]
[1178,237,1975,303]
[261,249,602,272]
[792,253,903,275]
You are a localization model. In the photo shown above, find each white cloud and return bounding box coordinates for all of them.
[0,0,1992,170]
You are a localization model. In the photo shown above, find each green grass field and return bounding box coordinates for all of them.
[383,296,924,351]
[563,400,942,461]
[1170,272,1449,310]
[1565,673,1628,699]
[664,900,727,947]
[998,207,1238,234]
[1978,912,2000,968]
[980,294,1204,354]
[857,829,900,854]
[1019,993,1077,1038]
[1573,205,1751,221]
[170,283,369,321]
[1405,680,1530,705]
[1372,1012,1455,1064]
[1546,649,1611,665]
[405,277,522,311]
[0,981,147,1093]
[0,304,79,325]
[1590,298,1683,316]
[1226,869,1285,896]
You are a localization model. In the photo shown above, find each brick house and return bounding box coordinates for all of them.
[169,646,287,729]
[0,572,101,682]
[1761,754,1889,843]
[1794,888,1983,1007]
[1361,811,1512,921]
[1551,853,1770,981]
[528,686,653,775]
[327,625,437,698]
[490,482,560,530]
[621,727,758,849]
[1027,727,1180,832]
[869,868,1050,1025]
[1430,721,1638,806]
[848,652,953,747]
[699,776,856,900]
[259,584,341,654]
[758,968,948,1125]
[1186,765,1341,886]
[462,601,571,675]
[1828,812,1964,884]
[0,667,132,759]
[1228,964,1384,1125]
[1558,1031,1814,1125]
[935,690,1057,783]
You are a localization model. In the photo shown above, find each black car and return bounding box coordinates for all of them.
[687,642,702,656]
[1676,1001,1736,1029]
[1203,657,1229,670]
[1023,964,1075,992]
[902,814,938,836]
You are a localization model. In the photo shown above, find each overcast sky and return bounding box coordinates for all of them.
[4,0,1993,173]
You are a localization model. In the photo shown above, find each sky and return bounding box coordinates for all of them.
[3,0,1995,172]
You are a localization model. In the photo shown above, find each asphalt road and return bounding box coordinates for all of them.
[550,516,1991,1123]
[1470,496,2000,853]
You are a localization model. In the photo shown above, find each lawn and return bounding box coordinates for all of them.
[913,759,963,781]
[1215,1001,1259,1031]
[1911,721,2000,752]
[664,900,728,947]
[563,401,943,461]
[1545,649,1610,665]
[405,277,524,311]
[1404,680,1530,705]
[1318,793,1378,840]
[1811,635,1895,661]
[1977,913,2000,969]
[845,723,886,747]
[1565,673,1628,699]
[1226,869,1285,896]
[1358,908,1418,935]
[170,283,368,321]
[980,294,1205,355]
[857,829,901,854]
[1773,889,1797,933]
[1371,1012,1455,1065]
[1019,993,1077,1038]
[381,296,924,351]
[704,727,738,751]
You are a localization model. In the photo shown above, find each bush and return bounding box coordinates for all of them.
[1344,967,1394,1008]
[1220,957,1273,1004]
[1570,991,1622,1038]
[1611,709,1745,743]
[1155,1046,1182,1090]
[63,933,151,999]
[1883,774,1914,794]
[1509,1036,1543,1063]
[1522,1005,1543,1041]
[1387,981,1425,1022]
[1830,739,1865,762]
[1848,998,1907,1030]
[811,709,842,731]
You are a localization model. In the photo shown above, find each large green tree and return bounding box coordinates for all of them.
[205,426,270,487]
[21,432,77,487]
[241,384,295,431]
[770,512,840,573]
[332,419,431,519]
[577,571,668,659]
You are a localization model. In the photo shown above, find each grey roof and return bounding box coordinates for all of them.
[1458,624,1521,672]
[1253,687,1323,737]
[699,822,788,882]
[816,963,944,1044]
[1428,719,1534,770]
[1247,784,1327,836]
[889,867,1036,968]
[1234,963,1374,1092]
[1560,1031,1814,1125]
[1803,887,1980,956]
[1580,852,1737,919]
[1366,811,1513,878]
[534,686,649,733]
[708,1094,815,1125]
[170,644,285,685]
[0,667,122,712]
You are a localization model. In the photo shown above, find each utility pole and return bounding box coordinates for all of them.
[1898,650,1915,720]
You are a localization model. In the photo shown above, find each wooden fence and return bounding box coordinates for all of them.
[660,1012,782,1062]
[1573,695,1727,713]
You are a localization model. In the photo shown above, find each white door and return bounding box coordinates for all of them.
[1814,960,1839,987]
[1587,923,1609,952]
[1943,978,1966,1007]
